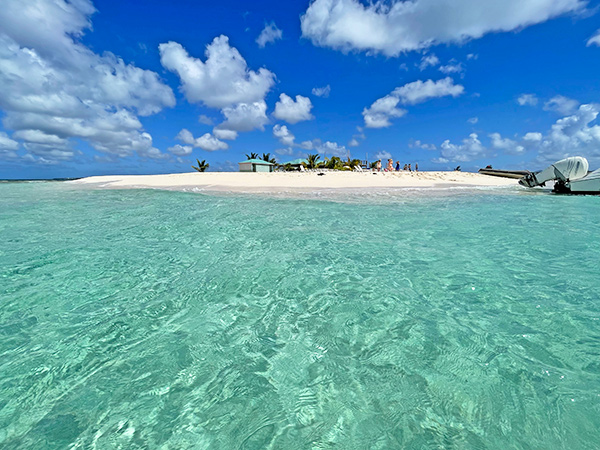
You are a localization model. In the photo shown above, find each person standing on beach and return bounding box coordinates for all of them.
[386,159,394,171]
[376,160,382,172]
[408,164,412,172]
[415,163,419,172]
[395,161,400,171]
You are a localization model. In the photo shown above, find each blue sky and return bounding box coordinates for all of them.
[1,0,600,178]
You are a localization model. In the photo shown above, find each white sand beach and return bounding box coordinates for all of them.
[73,171,519,192]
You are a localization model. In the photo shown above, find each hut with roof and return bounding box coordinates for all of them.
[238,159,275,173]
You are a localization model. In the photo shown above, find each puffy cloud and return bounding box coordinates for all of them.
[523,132,542,142]
[363,78,462,128]
[256,22,283,47]
[273,124,295,146]
[159,36,275,109]
[195,133,228,151]
[489,132,525,154]
[419,54,439,70]
[273,94,314,124]
[176,128,228,151]
[543,95,579,115]
[168,144,193,156]
[300,0,583,56]
[363,95,406,128]
[317,140,348,157]
[586,29,600,46]
[517,94,538,106]
[275,147,295,156]
[375,151,392,160]
[439,62,464,75]
[409,139,436,150]
[299,140,314,150]
[430,104,600,165]
[348,138,360,147]
[198,115,214,125]
[312,85,331,97]
[536,104,600,164]
[467,117,478,124]
[393,77,464,105]
[213,128,238,140]
[0,0,175,162]
[218,101,269,132]
[439,133,486,162]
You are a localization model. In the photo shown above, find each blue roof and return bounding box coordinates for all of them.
[283,158,308,165]
[238,159,274,165]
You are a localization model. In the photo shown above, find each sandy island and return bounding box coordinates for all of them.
[72,171,520,193]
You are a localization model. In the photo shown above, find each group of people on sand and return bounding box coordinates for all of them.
[375,159,418,172]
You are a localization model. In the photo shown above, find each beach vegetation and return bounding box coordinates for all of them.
[192,159,209,172]
[261,153,277,164]
[245,152,259,160]
[323,156,362,170]
[305,153,322,169]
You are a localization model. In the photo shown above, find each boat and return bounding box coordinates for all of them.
[518,156,600,194]
[478,167,531,179]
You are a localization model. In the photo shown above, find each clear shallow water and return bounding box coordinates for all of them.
[1,182,600,450]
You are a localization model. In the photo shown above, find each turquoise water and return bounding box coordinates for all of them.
[1,182,600,449]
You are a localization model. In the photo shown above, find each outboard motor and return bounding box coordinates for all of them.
[519,172,541,188]
[518,157,589,189]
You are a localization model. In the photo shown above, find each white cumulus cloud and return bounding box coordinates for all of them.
[523,132,542,142]
[176,129,228,151]
[375,151,392,160]
[394,77,464,105]
[273,124,295,146]
[159,36,275,109]
[517,94,538,106]
[218,101,269,132]
[362,95,407,128]
[256,22,283,47]
[363,78,463,128]
[317,140,348,158]
[489,133,525,154]
[439,62,464,75]
[543,95,579,115]
[439,133,486,162]
[168,144,193,156]
[0,0,175,162]
[300,0,584,56]
[536,104,600,165]
[273,94,314,124]
[409,139,436,150]
[419,54,439,70]
[213,128,238,140]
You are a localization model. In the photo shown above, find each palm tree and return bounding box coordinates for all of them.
[324,156,341,169]
[192,159,209,172]
[345,157,362,170]
[306,153,321,169]
[261,153,277,164]
[245,152,259,160]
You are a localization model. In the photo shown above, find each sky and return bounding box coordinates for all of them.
[1,0,600,178]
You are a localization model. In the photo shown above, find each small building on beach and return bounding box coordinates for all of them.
[238,159,275,173]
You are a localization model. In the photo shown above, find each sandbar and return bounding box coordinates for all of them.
[72,171,520,193]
